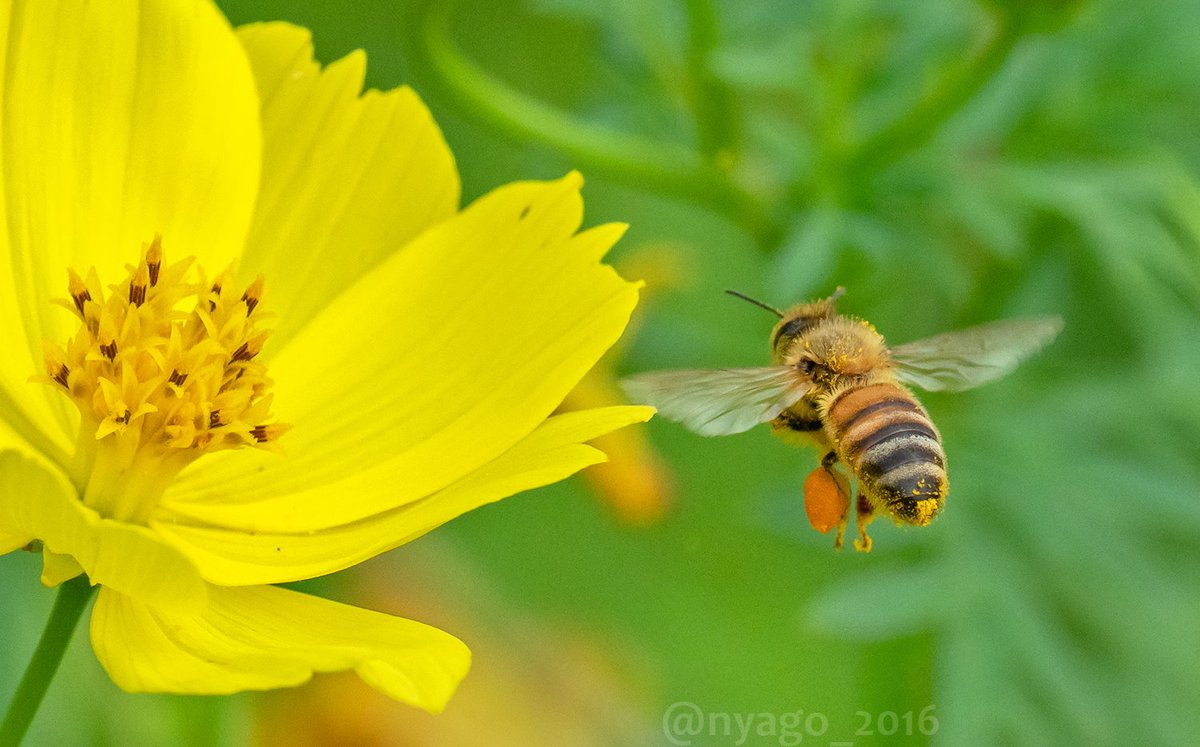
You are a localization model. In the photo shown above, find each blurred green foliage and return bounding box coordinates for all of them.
[5,0,1198,744]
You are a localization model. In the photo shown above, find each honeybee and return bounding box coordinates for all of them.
[623,288,1062,552]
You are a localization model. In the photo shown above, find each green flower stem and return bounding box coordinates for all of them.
[411,0,777,247]
[849,13,1021,174]
[0,576,96,747]
[683,0,738,160]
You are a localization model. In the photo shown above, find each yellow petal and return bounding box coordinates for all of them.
[0,416,34,553]
[0,530,28,555]
[0,376,71,473]
[40,547,84,587]
[0,451,205,612]
[91,584,470,712]
[0,409,66,487]
[163,175,641,533]
[0,0,261,445]
[234,22,459,349]
[154,405,652,585]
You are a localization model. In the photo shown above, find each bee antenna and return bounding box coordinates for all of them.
[724,289,784,318]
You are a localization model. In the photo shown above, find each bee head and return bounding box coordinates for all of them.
[791,316,887,385]
[769,287,844,360]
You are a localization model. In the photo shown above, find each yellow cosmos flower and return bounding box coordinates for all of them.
[0,0,650,715]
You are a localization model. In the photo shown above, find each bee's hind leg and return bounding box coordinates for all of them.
[820,451,852,550]
[854,491,877,553]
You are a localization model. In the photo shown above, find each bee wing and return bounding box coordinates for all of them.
[621,366,811,436]
[890,316,1063,392]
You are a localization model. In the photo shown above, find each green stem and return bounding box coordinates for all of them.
[849,13,1021,174]
[683,0,738,160]
[409,0,777,247]
[0,576,96,747]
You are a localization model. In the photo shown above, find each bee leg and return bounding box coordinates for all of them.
[853,492,876,553]
[820,452,851,551]
[834,518,848,551]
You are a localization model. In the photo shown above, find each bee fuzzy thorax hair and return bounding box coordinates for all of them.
[787,317,889,377]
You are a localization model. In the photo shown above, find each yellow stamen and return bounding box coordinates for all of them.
[67,268,91,315]
[250,422,291,444]
[43,342,70,389]
[145,234,163,286]
[129,261,150,307]
[97,315,118,361]
[241,275,265,315]
[208,269,227,310]
[230,331,268,363]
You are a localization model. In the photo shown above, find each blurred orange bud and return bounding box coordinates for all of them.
[554,241,692,526]
[562,371,675,526]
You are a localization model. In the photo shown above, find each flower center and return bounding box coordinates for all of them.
[41,236,288,524]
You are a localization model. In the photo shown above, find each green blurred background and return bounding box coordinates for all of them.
[4,0,1198,744]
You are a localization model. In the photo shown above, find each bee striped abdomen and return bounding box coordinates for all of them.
[826,382,946,525]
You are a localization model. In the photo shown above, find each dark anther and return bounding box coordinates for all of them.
[68,271,92,314]
[129,281,146,307]
[146,235,163,286]
[71,290,91,315]
[230,342,255,363]
[241,276,264,315]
